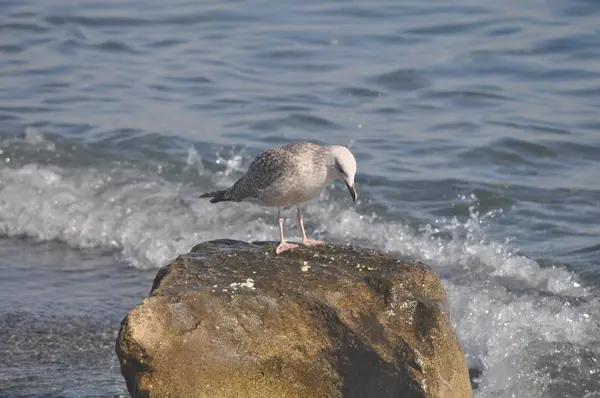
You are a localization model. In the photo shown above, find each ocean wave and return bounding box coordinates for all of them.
[0,130,598,396]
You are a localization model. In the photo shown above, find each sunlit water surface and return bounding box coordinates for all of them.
[1,0,600,396]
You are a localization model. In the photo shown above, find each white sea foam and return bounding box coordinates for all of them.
[0,160,273,269]
[184,146,204,172]
[0,136,598,396]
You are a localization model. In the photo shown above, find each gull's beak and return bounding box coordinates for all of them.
[346,182,358,202]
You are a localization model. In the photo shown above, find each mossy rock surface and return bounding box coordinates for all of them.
[116,239,471,398]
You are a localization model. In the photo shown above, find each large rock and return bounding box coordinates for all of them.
[116,240,471,398]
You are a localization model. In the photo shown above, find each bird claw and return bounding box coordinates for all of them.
[301,239,326,247]
[276,241,299,255]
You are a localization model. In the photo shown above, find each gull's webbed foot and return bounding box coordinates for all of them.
[276,241,299,255]
[301,238,326,247]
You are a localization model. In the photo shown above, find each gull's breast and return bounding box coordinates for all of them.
[258,168,330,207]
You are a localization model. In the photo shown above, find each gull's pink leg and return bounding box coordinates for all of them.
[276,207,298,255]
[297,207,326,247]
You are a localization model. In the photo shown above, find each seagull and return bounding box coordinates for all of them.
[199,142,358,254]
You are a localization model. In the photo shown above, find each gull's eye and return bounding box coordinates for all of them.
[335,162,345,176]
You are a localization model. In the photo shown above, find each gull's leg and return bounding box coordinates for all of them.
[276,207,298,255]
[297,206,326,247]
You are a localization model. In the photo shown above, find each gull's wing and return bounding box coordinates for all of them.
[224,147,295,202]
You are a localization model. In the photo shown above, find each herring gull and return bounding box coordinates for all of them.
[199,142,358,254]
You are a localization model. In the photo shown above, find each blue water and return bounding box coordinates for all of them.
[1,0,599,397]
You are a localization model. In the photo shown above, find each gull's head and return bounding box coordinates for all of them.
[329,145,358,202]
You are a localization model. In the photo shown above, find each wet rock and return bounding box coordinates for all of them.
[116,239,471,398]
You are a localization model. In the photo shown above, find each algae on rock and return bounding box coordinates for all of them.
[116,239,471,398]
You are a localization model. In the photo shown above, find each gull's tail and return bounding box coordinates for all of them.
[199,189,229,203]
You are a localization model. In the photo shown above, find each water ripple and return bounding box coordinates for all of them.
[371,68,430,92]
[1,0,600,396]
